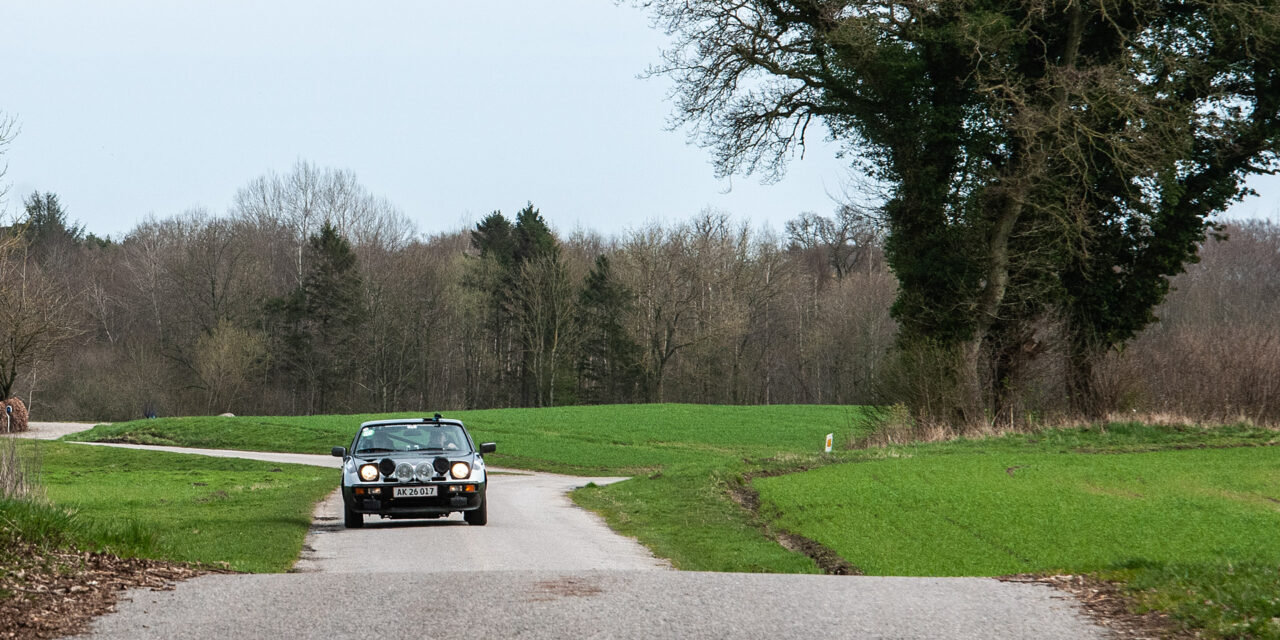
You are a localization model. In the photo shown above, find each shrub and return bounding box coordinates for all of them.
[1,396,29,433]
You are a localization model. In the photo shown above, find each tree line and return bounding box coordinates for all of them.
[2,161,1277,424]
[8,0,1280,430]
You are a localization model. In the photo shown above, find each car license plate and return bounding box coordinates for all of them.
[393,485,437,498]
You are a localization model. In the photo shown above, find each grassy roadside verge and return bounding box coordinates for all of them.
[3,440,334,573]
[571,459,821,573]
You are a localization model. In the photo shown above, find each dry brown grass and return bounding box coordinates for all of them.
[1039,408,1278,431]
[851,404,1278,450]
[850,403,1034,448]
[1105,410,1274,428]
[0,437,41,501]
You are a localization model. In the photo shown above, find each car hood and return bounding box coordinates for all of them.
[354,451,478,464]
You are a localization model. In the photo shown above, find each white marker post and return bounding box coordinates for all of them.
[824,433,833,453]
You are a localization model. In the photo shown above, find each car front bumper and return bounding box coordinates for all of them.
[342,483,485,517]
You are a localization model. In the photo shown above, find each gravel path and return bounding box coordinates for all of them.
[4,421,99,440]
[19,423,1107,639]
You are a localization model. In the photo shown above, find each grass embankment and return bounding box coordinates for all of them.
[756,424,1280,639]
[70,404,867,572]
[3,441,334,573]
[67,405,857,474]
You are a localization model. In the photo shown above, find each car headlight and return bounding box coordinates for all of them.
[395,462,414,482]
[415,461,434,481]
[358,464,380,482]
[450,461,471,479]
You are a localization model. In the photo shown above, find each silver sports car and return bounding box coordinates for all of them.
[331,415,496,528]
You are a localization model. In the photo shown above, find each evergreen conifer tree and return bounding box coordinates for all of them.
[266,222,365,413]
[577,255,643,404]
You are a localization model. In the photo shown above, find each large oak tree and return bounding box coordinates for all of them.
[646,0,1280,426]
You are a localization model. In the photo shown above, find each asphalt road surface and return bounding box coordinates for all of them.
[19,423,1107,639]
[294,472,669,573]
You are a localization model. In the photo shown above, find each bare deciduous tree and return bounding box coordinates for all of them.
[0,113,15,205]
[232,160,416,286]
[194,319,269,414]
[617,222,701,401]
[509,254,579,407]
[785,205,883,282]
[0,236,83,403]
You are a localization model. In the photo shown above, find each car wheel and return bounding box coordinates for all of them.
[343,504,364,529]
[464,499,487,526]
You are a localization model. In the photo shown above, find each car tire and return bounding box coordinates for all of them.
[464,499,487,526]
[343,503,364,529]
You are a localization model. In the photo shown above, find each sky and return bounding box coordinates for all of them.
[1,1,1276,241]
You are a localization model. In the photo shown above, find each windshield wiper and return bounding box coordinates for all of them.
[355,447,395,453]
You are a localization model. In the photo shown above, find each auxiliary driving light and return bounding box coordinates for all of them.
[395,462,414,482]
[378,458,397,476]
[415,461,434,481]
[358,464,380,482]
[450,461,471,479]
[433,457,450,474]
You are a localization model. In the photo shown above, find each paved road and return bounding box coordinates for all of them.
[20,423,1107,639]
[8,422,347,467]
[85,571,1104,640]
[295,473,669,573]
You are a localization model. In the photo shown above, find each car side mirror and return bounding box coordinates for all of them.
[331,446,346,458]
[479,442,497,454]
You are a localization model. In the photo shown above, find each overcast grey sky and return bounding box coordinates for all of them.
[1,1,1275,241]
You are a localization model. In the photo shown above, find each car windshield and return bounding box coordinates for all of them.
[353,424,470,454]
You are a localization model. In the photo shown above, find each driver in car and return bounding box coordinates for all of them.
[429,431,459,450]
[367,431,395,452]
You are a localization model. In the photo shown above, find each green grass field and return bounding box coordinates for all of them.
[757,445,1280,575]
[756,429,1280,638]
[62,407,1280,637]
[68,404,865,474]
[69,404,864,572]
[3,441,334,573]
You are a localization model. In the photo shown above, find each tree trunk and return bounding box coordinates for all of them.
[957,339,986,428]
[990,327,1042,429]
[1067,341,1105,420]
[955,181,1027,429]
[0,362,14,400]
